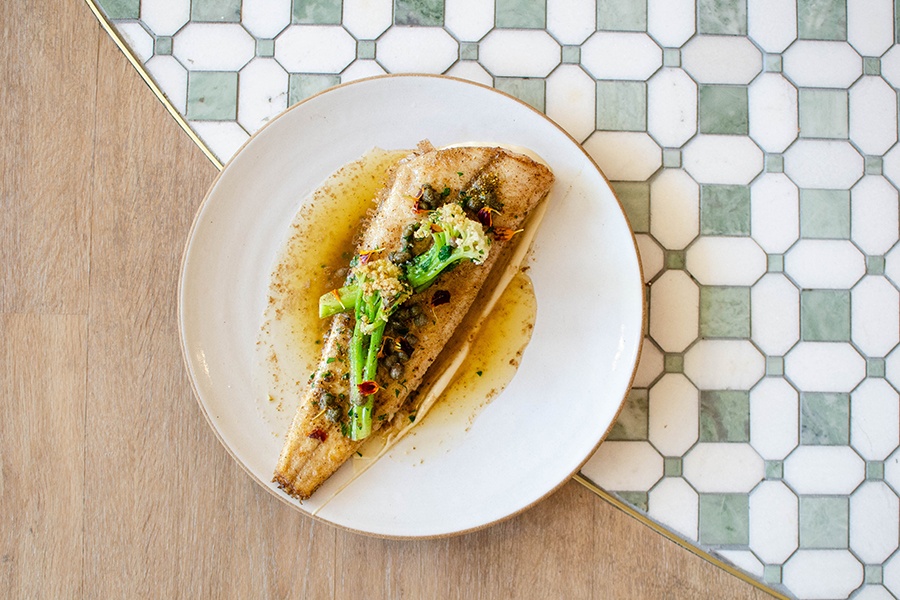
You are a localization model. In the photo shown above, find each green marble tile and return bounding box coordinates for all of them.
[664,352,684,373]
[799,496,848,548]
[865,565,883,585]
[494,78,545,112]
[616,491,649,512]
[395,0,443,26]
[460,42,479,60]
[799,89,848,139]
[597,0,647,31]
[662,148,681,168]
[97,0,139,19]
[697,0,747,35]
[155,36,173,56]
[801,392,850,445]
[496,0,546,28]
[663,48,681,68]
[799,189,850,239]
[798,0,847,40]
[801,290,850,343]
[765,460,784,479]
[699,85,749,135]
[289,74,341,106]
[700,184,750,236]
[864,57,881,75]
[866,255,885,275]
[664,457,683,477]
[192,0,242,22]
[764,54,783,73]
[865,155,884,175]
[699,494,750,546]
[607,388,649,441]
[867,357,886,378]
[896,0,900,46]
[612,181,650,232]
[767,254,784,273]
[765,356,784,376]
[765,154,784,173]
[764,565,782,584]
[597,81,646,132]
[700,390,750,443]
[561,45,580,64]
[700,286,751,339]
[256,38,275,58]
[292,0,343,24]
[867,460,885,480]
[357,39,376,59]
[186,71,238,121]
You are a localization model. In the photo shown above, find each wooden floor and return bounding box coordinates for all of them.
[0,2,774,598]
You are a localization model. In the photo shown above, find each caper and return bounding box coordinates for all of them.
[409,304,422,317]
[325,407,342,423]
[318,392,335,411]
[389,250,411,264]
[405,333,418,346]
[384,354,398,367]
[396,350,409,362]
[389,364,404,379]
[414,314,429,328]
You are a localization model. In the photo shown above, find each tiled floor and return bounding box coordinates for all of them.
[92,1,900,598]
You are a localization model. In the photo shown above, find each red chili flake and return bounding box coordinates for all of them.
[357,381,380,395]
[431,289,451,307]
[492,226,523,241]
[307,428,328,442]
[476,207,494,228]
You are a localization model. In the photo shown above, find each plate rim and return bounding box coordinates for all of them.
[177,73,647,539]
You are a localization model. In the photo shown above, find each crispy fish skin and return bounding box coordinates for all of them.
[273,145,554,500]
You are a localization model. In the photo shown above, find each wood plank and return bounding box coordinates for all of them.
[0,313,86,599]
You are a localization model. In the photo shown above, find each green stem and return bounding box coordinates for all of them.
[319,284,359,318]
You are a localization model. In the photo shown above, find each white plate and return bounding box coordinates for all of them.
[179,74,644,538]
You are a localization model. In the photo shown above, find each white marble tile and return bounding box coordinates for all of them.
[850,482,899,564]
[140,0,190,36]
[340,59,387,83]
[188,121,249,162]
[648,478,698,539]
[851,379,900,461]
[275,25,355,73]
[583,131,661,181]
[377,27,458,73]
[174,23,255,71]
[581,441,663,491]
[479,30,560,77]
[649,374,699,456]
[887,346,900,405]
[649,170,699,250]
[683,443,764,493]
[881,45,900,89]
[748,73,798,153]
[785,240,865,289]
[647,0,694,48]
[750,481,799,564]
[682,36,761,84]
[686,237,767,286]
[850,77,897,156]
[341,0,392,39]
[684,340,765,390]
[649,271,699,352]
[784,446,865,495]
[717,551,763,578]
[854,587,896,600]
[885,553,900,600]
[886,243,900,291]
[750,378,799,461]
[635,234,664,283]
[443,61,492,87]
[884,446,900,494]
[581,32,662,81]
[847,0,894,58]
[117,22,154,62]
[683,135,763,185]
[783,41,862,88]
[444,0,495,42]
[647,68,697,148]
[237,59,288,133]
[784,140,864,190]
[747,0,797,53]
[547,0,596,45]
[145,55,188,113]
[785,342,866,393]
[750,173,799,254]
[241,0,292,38]
[633,339,664,388]
[545,65,597,143]
[852,176,899,256]
[783,551,863,600]
[852,277,900,357]
[751,274,800,356]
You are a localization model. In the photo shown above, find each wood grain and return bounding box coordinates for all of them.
[0,2,775,598]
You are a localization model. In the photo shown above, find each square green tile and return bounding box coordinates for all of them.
[496,0,546,28]
[289,74,341,106]
[664,457,683,477]
[293,0,343,24]
[698,0,747,35]
[97,0,139,19]
[765,460,784,479]
[665,250,686,270]
[864,57,882,75]
[460,42,478,60]
[395,0,443,26]
[867,460,885,480]
[764,564,782,584]
[186,71,238,121]
[865,155,884,175]
[867,357,886,378]
[561,45,580,64]
[664,352,684,373]
[766,356,784,376]
[598,0,647,31]
[866,255,885,275]
[798,0,847,41]
[765,154,784,173]
[801,289,850,342]
[663,148,682,168]
[607,388,649,441]
[799,189,850,239]
[764,54,783,73]
[597,80,646,132]
[357,39,376,59]
[800,496,848,548]
[192,0,242,22]
[699,493,750,546]
[865,565,883,585]
[616,491,649,512]
[767,254,784,272]
[801,392,850,445]
[663,48,681,68]
[700,390,750,442]
[700,184,750,236]
[256,38,275,58]
[612,181,650,232]
[799,89,848,138]
[155,36,173,56]
[699,85,748,135]
[700,286,750,338]
[494,78,545,112]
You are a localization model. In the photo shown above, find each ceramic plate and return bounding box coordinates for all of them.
[179,74,644,538]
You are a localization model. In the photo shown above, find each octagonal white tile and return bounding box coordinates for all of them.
[748,73,798,153]
[175,23,255,71]
[647,68,697,149]
[684,340,765,390]
[847,0,894,58]
[785,342,866,393]
[276,25,356,73]
[850,77,897,156]
[750,173,799,254]
[647,0,695,47]
[784,446,865,495]
[545,65,597,143]
[687,237,767,286]
[683,443,764,493]
[851,379,900,461]
[682,35,761,84]
[683,135,763,185]
[342,0,393,40]
[479,30,560,77]
[650,169,699,250]
[547,0,596,45]
[783,41,862,88]
[241,0,292,39]
[140,0,190,37]
[237,58,288,133]
[852,276,900,357]
[750,377,800,460]
[582,32,662,81]
[444,0,494,42]
[649,374,699,456]
[747,0,797,53]
[750,481,799,563]
[377,27,458,73]
[783,551,863,600]
[648,478,699,539]
[583,131,661,181]
[850,482,899,564]
[784,140,864,190]
[581,441,663,491]
[751,274,800,356]
[785,240,865,289]
[649,271,699,352]
[852,176,899,256]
